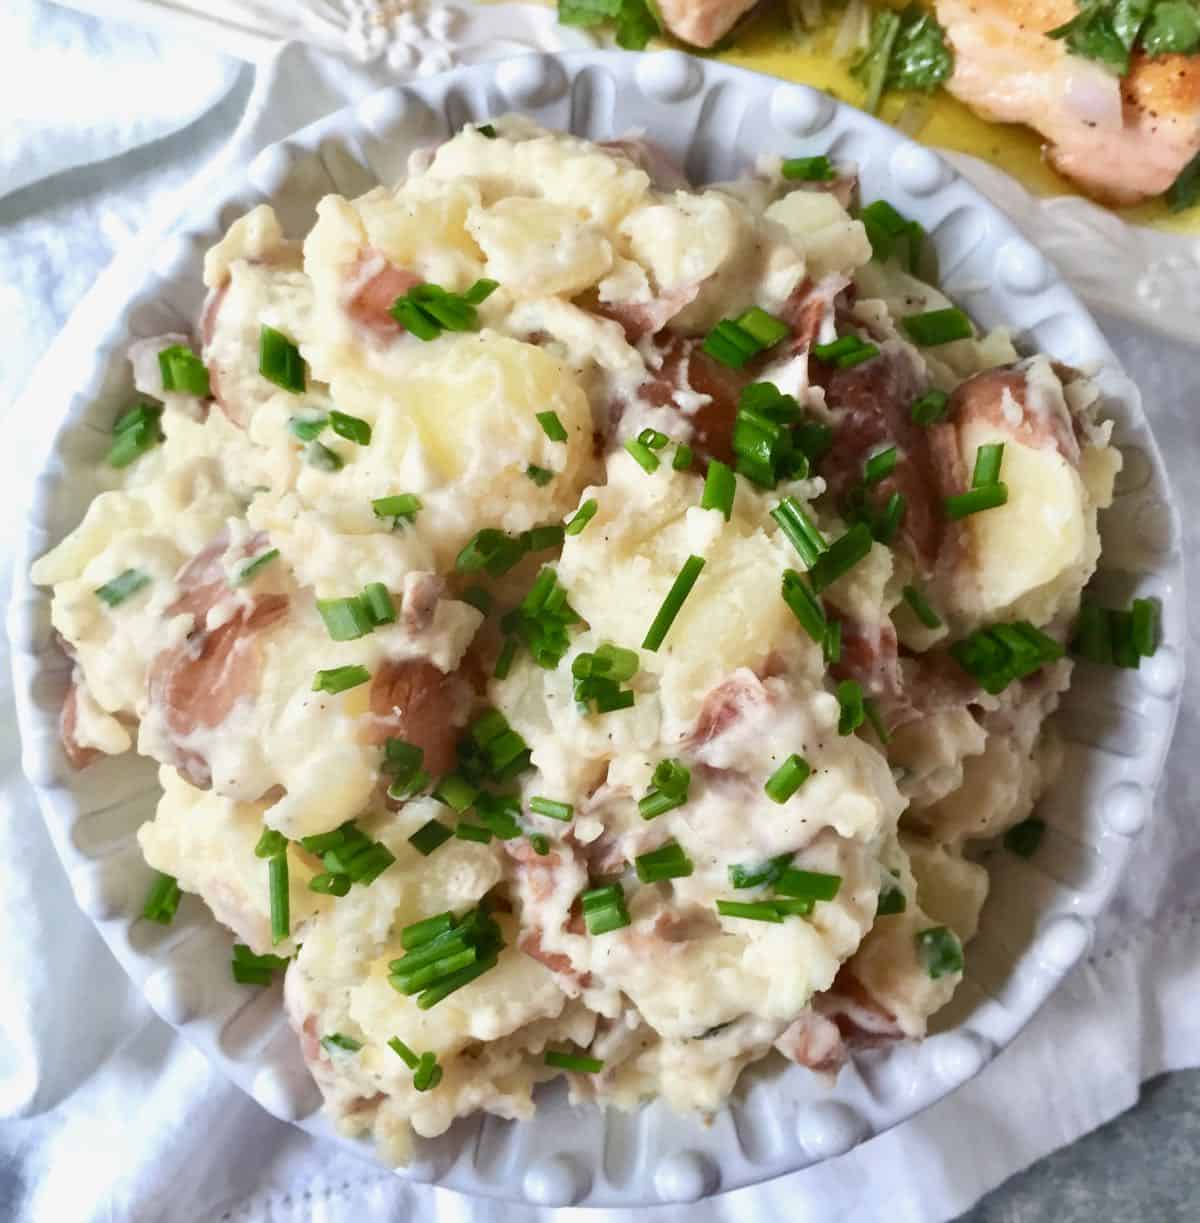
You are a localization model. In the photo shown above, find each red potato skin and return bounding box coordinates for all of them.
[366,659,460,778]
[60,682,102,770]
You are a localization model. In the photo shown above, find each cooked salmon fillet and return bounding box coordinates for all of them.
[936,0,1200,204]
[656,0,761,48]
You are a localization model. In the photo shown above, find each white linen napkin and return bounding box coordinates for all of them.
[2,13,1198,1222]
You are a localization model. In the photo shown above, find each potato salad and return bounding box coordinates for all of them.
[33,118,1134,1163]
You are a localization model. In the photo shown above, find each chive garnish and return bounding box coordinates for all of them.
[316,596,373,641]
[142,872,182,924]
[902,308,973,347]
[836,680,865,736]
[234,549,279,586]
[536,410,568,442]
[545,1048,605,1073]
[108,402,164,468]
[1004,816,1046,859]
[529,797,573,822]
[329,410,372,445]
[811,335,879,370]
[231,943,288,986]
[775,868,841,902]
[916,926,963,978]
[95,568,150,608]
[634,840,694,884]
[288,410,328,442]
[259,325,306,393]
[312,665,370,694]
[701,460,736,520]
[321,1033,362,1053]
[306,441,343,471]
[808,523,873,593]
[157,345,210,397]
[764,754,811,803]
[864,446,898,486]
[910,389,949,426]
[715,899,783,923]
[772,497,827,570]
[951,621,1063,694]
[902,584,942,629]
[408,819,452,856]
[781,155,835,182]
[565,498,598,536]
[581,882,631,934]
[642,555,705,651]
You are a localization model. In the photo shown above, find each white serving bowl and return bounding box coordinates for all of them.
[8,49,1185,1208]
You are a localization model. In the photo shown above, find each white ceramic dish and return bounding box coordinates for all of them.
[9,50,1185,1208]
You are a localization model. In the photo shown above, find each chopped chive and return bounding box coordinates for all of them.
[401,912,457,951]
[701,460,736,520]
[771,897,815,917]
[781,155,835,181]
[1003,816,1046,859]
[944,483,1008,520]
[388,1036,420,1068]
[408,819,453,856]
[902,584,943,629]
[772,496,827,569]
[876,883,907,916]
[811,335,879,370]
[716,899,783,923]
[582,882,631,934]
[142,872,182,924]
[703,319,759,368]
[536,410,568,442]
[526,464,554,487]
[808,523,873,593]
[836,680,865,736]
[306,441,343,471]
[312,665,370,694]
[289,410,328,442]
[911,389,949,426]
[107,403,164,467]
[234,549,280,586]
[414,955,500,1009]
[863,697,890,743]
[461,586,492,615]
[329,410,372,445]
[634,840,694,884]
[1111,611,1140,669]
[433,774,478,814]
[971,442,1005,488]
[1072,601,1113,665]
[637,789,686,820]
[252,829,287,861]
[728,854,791,890]
[456,528,527,577]
[545,1049,605,1074]
[781,569,828,645]
[231,943,289,985]
[413,1051,443,1091]
[526,524,566,553]
[259,325,306,393]
[95,568,150,608]
[316,596,373,641]
[476,123,498,138]
[672,443,694,471]
[864,446,898,486]
[624,437,660,473]
[736,307,790,349]
[308,872,351,896]
[902,308,972,347]
[642,555,705,651]
[361,582,396,626]
[916,926,963,978]
[493,637,518,680]
[269,850,290,945]
[455,823,493,843]
[463,279,498,305]
[529,833,551,855]
[565,498,598,536]
[764,754,811,803]
[157,345,210,397]
[638,428,669,450]
[372,493,422,525]
[1131,598,1159,657]
[775,867,842,902]
[824,618,842,664]
[529,797,573,822]
[873,491,906,545]
[321,1033,362,1053]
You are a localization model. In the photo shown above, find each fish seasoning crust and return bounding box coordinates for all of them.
[31,118,1127,1162]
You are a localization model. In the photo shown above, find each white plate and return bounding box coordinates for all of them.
[8,50,1186,1208]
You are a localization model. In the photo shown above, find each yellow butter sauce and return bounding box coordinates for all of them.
[715,7,1197,234]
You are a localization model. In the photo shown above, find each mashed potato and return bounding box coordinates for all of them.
[33,119,1122,1161]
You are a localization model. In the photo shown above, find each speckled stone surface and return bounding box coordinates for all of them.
[960,1070,1200,1221]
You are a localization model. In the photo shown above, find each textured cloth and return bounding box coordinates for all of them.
[2,5,1198,1221]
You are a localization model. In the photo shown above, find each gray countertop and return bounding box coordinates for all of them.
[960,1069,1200,1221]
